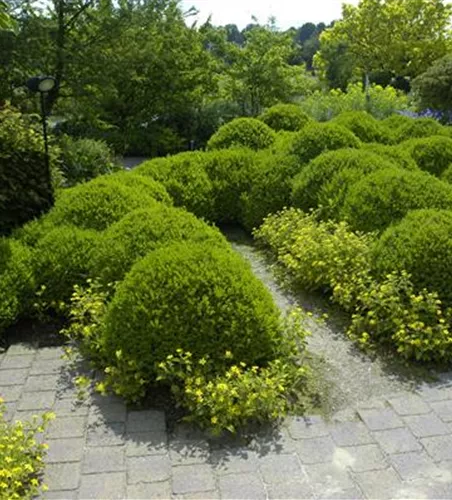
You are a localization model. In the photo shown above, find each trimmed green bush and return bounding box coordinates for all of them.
[401,136,452,177]
[32,225,100,304]
[207,118,276,151]
[258,104,311,132]
[270,131,299,154]
[341,168,452,232]
[291,149,395,213]
[47,178,158,231]
[442,164,452,184]
[289,122,361,165]
[103,242,282,383]
[90,206,226,284]
[362,143,418,170]
[381,113,414,131]
[373,209,452,303]
[331,111,392,144]
[394,117,446,142]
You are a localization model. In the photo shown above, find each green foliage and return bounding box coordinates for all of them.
[381,114,415,131]
[103,242,283,400]
[59,135,121,186]
[331,111,392,144]
[291,148,394,213]
[298,84,412,121]
[47,177,158,231]
[341,168,452,232]
[394,118,447,143]
[90,206,226,285]
[442,164,452,184]
[361,143,418,170]
[258,104,311,132]
[289,122,361,166]
[373,209,452,303]
[401,136,452,177]
[0,400,55,499]
[207,118,276,151]
[0,106,61,236]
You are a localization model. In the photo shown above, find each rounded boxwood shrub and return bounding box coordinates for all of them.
[394,117,446,142]
[90,206,226,284]
[341,168,452,232]
[47,178,158,231]
[373,209,452,303]
[32,225,100,303]
[291,148,395,212]
[442,164,452,184]
[207,118,276,151]
[382,113,414,132]
[331,111,393,144]
[289,122,361,165]
[400,136,452,177]
[103,242,282,380]
[362,143,418,170]
[258,104,311,132]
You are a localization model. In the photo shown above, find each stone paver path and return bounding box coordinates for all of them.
[2,344,452,499]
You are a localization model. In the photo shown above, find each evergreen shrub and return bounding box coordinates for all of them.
[259,104,311,132]
[394,117,446,142]
[401,136,452,177]
[207,118,276,151]
[362,143,418,170]
[331,111,393,144]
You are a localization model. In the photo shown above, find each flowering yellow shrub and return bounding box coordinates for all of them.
[0,399,55,499]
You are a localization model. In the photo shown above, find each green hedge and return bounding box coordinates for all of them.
[258,104,311,132]
[207,118,276,151]
[341,168,452,232]
[373,209,452,303]
[362,143,418,170]
[331,111,393,144]
[90,206,226,284]
[381,113,414,131]
[401,136,452,177]
[394,117,447,142]
[442,164,452,184]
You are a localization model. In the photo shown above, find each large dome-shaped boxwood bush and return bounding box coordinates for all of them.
[291,148,396,212]
[442,164,452,184]
[381,113,414,132]
[331,111,393,144]
[362,143,418,170]
[394,117,447,142]
[289,122,361,165]
[258,104,311,132]
[373,209,452,303]
[207,118,276,151]
[103,242,282,382]
[340,168,452,233]
[90,205,226,284]
[47,177,159,231]
[401,136,452,177]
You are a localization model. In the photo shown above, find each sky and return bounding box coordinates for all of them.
[179,0,360,30]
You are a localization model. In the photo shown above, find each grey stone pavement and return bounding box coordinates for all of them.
[2,344,452,499]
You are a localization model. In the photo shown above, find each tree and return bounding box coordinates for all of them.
[0,1,17,31]
[316,0,452,87]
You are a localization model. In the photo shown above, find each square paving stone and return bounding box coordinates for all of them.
[218,472,266,500]
[46,438,85,463]
[305,462,355,496]
[430,400,452,422]
[403,413,449,438]
[127,454,171,484]
[372,428,422,454]
[30,358,66,376]
[210,448,259,475]
[86,422,125,446]
[330,421,374,447]
[7,343,35,356]
[79,472,126,499]
[416,383,452,402]
[259,453,304,484]
[169,439,210,465]
[127,409,166,433]
[287,415,329,440]
[127,481,172,499]
[267,481,314,499]
[354,467,402,499]
[296,436,337,465]
[82,446,126,473]
[388,394,431,416]
[172,464,216,494]
[18,391,55,411]
[390,451,444,481]
[53,397,90,417]
[48,416,86,439]
[0,385,23,402]
[35,346,65,360]
[358,408,404,431]
[336,444,388,472]
[421,435,452,461]
[24,374,60,392]
[88,402,127,425]
[1,354,34,369]
[44,462,81,491]
[44,490,78,499]
[0,368,28,386]
[126,431,168,457]
[249,427,297,454]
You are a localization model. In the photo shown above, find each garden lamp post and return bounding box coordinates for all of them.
[26,75,57,205]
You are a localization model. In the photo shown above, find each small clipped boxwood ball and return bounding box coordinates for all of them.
[382,113,414,132]
[373,209,452,303]
[331,111,392,144]
[401,136,452,177]
[258,104,311,132]
[362,143,418,171]
[442,164,452,184]
[289,122,361,165]
[394,117,447,143]
[207,118,276,151]
[90,205,226,285]
[103,242,282,380]
[340,168,452,233]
